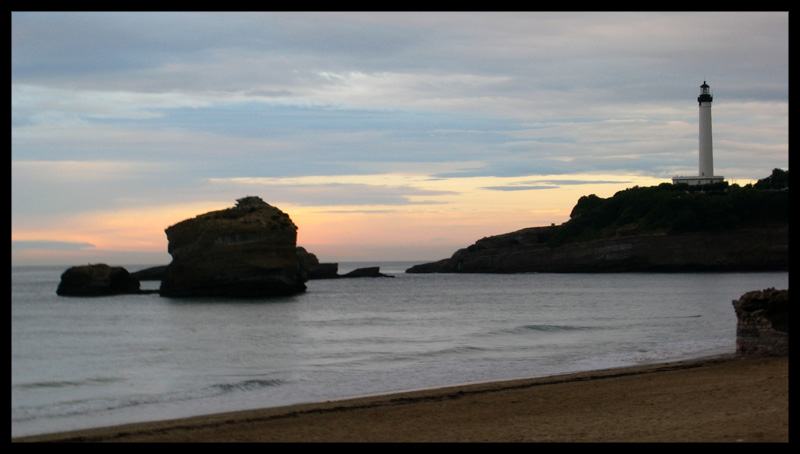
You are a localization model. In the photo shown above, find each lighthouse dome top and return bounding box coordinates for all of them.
[698,80,713,104]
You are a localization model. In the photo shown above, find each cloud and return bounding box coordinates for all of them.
[483,178,636,192]
[483,185,556,192]
[10,12,788,263]
[12,240,95,251]
[208,177,457,207]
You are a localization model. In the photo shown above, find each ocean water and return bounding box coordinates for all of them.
[11,263,788,438]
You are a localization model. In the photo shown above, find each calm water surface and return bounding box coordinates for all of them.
[11,263,788,437]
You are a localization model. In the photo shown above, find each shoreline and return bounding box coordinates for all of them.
[12,355,788,442]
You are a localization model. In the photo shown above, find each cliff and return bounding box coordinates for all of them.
[159,197,307,298]
[406,224,788,273]
[408,179,788,274]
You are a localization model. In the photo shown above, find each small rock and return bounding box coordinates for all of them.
[732,288,788,356]
[340,267,393,278]
[56,264,149,296]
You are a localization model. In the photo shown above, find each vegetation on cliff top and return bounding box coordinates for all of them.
[547,169,789,247]
[166,196,297,240]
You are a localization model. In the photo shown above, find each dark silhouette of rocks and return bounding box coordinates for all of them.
[130,265,168,281]
[124,247,392,285]
[406,224,788,274]
[159,197,307,298]
[732,288,788,356]
[408,179,788,274]
[340,266,393,278]
[296,248,392,279]
[130,247,341,282]
[56,263,155,296]
[296,247,339,279]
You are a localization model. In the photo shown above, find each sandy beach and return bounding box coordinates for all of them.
[12,355,787,443]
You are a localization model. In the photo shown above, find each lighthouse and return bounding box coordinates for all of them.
[672,81,725,186]
[697,81,714,177]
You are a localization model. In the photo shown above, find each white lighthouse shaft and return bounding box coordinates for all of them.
[698,82,714,177]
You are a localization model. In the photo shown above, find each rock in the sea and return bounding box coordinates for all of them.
[296,247,339,279]
[340,267,393,278]
[129,265,168,281]
[159,196,307,298]
[56,263,146,296]
[732,288,788,357]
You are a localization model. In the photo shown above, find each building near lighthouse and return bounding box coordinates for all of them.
[673,81,725,186]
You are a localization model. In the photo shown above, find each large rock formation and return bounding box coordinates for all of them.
[159,197,307,298]
[732,288,789,357]
[57,263,152,296]
[130,246,339,282]
[406,224,788,274]
[128,247,391,283]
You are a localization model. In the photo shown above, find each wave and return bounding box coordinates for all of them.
[500,324,598,335]
[211,378,285,393]
[653,314,702,319]
[13,376,124,390]
[12,376,287,424]
[413,344,486,358]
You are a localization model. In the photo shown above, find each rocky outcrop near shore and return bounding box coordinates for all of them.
[159,197,307,298]
[732,288,789,357]
[340,266,393,278]
[129,248,392,283]
[56,263,155,296]
[406,224,788,274]
[130,265,168,281]
[296,247,339,279]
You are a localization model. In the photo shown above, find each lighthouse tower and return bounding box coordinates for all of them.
[697,81,714,177]
[672,81,724,186]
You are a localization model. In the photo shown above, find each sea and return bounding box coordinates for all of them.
[11,262,789,438]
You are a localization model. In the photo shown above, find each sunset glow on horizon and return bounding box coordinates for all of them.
[11,172,712,265]
[12,12,787,266]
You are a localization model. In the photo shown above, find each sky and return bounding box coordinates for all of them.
[11,12,789,266]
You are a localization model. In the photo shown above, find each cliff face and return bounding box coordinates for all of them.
[408,180,788,274]
[159,197,307,297]
[406,224,788,274]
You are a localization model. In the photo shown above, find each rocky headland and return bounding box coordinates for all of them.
[406,224,788,274]
[159,196,307,298]
[408,176,788,274]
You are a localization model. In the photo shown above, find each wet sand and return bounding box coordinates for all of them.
[12,355,788,443]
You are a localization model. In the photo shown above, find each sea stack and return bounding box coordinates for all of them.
[159,196,307,298]
[56,263,145,296]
